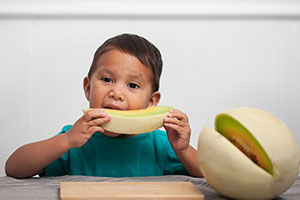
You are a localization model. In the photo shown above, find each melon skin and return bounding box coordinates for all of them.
[102,112,169,134]
[83,106,172,134]
[198,107,300,200]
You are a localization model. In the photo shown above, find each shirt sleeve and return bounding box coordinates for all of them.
[44,125,72,176]
[163,143,189,175]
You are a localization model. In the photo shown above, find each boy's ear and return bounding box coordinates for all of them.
[147,91,161,107]
[83,76,90,101]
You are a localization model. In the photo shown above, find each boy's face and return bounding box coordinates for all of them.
[84,49,160,136]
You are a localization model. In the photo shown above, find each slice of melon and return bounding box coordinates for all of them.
[215,113,273,175]
[198,107,300,200]
[83,106,173,134]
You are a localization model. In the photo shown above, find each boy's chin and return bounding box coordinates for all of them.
[102,130,136,138]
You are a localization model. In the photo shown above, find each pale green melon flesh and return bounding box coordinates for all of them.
[83,106,173,117]
[104,106,173,117]
[215,114,274,175]
[82,106,173,134]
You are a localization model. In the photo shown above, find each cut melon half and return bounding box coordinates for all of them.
[82,106,173,134]
[197,107,300,200]
[215,113,273,175]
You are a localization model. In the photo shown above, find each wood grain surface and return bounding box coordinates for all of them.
[60,182,204,200]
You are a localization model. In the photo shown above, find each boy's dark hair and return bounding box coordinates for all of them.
[88,33,163,92]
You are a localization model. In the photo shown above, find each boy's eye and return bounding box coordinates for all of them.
[128,83,139,89]
[101,77,113,83]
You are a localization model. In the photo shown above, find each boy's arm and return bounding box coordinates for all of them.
[5,109,111,178]
[5,133,71,178]
[164,109,203,177]
[173,145,203,177]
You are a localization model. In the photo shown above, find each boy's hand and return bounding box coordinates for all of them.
[164,109,191,152]
[65,109,111,148]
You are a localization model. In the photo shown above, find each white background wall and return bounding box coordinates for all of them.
[0,0,300,176]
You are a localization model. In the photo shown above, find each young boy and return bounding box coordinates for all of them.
[5,33,202,178]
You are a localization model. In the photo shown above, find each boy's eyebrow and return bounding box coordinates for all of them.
[128,73,145,80]
[97,68,147,82]
[97,68,113,75]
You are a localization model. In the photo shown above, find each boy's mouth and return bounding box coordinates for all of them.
[103,104,123,110]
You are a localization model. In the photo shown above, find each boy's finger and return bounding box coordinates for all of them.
[87,116,111,126]
[164,122,178,128]
[164,123,181,133]
[168,109,188,121]
[164,117,185,128]
[82,109,107,121]
[86,126,105,135]
[165,122,191,137]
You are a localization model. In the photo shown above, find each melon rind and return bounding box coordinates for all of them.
[198,126,273,199]
[83,106,172,134]
[198,107,300,200]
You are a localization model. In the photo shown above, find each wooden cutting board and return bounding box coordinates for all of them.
[60,182,204,200]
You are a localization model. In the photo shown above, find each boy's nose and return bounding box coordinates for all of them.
[108,87,125,101]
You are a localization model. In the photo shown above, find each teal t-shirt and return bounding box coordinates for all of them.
[45,125,188,177]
